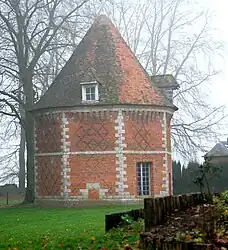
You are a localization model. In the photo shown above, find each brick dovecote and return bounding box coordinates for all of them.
[33,15,178,205]
[34,107,174,201]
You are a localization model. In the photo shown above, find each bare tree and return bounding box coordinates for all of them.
[0,104,20,184]
[0,0,226,197]
[0,149,19,184]
[0,0,93,202]
[29,0,228,160]
[95,0,227,159]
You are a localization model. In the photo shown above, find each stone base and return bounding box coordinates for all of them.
[35,198,144,208]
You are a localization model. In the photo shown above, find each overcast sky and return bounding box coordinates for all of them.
[1,0,228,184]
[206,0,228,109]
[180,0,228,163]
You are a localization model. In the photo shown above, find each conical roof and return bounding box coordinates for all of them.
[33,15,176,111]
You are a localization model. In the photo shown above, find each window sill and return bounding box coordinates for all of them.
[136,195,152,198]
[81,100,100,104]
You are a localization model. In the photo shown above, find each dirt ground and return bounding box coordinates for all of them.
[143,204,228,248]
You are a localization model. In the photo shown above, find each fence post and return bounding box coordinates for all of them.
[144,198,153,231]
[6,191,9,205]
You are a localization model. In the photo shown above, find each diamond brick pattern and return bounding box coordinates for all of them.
[35,114,61,153]
[37,157,62,196]
[71,121,112,151]
[132,122,156,151]
[85,155,100,169]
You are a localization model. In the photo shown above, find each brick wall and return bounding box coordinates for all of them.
[67,111,116,152]
[35,114,63,197]
[35,113,62,153]
[124,114,163,151]
[34,107,174,202]
[125,154,165,196]
[68,155,116,198]
[167,114,172,195]
[36,156,62,196]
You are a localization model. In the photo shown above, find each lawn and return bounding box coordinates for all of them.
[0,199,23,205]
[0,204,143,250]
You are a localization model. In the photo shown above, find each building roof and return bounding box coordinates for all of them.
[205,141,228,157]
[33,15,177,111]
[151,75,180,89]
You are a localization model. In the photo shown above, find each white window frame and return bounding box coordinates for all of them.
[80,81,99,102]
[136,162,152,196]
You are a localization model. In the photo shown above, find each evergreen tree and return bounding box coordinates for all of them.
[172,160,228,194]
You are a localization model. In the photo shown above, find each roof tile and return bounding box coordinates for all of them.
[33,15,176,111]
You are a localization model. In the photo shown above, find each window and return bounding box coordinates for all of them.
[85,86,96,101]
[136,162,151,196]
[81,81,99,102]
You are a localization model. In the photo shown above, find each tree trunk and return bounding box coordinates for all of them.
[19,92,26,190]
[24,110,35,203]
[19,126,26,189]
[23,73,35,203]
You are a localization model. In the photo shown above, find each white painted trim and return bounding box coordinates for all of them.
[79,81,97,85]
[35,196,139,201]
[124,150,171,155]
[34,106,175,115]
[35,150,172,156]
[81,83,99,101]
[60,112,71,199]
[160,112,169,196]
[79,183,109,199]
[162,112,167,151]
[34,118,38,198]
[114,110,128,197]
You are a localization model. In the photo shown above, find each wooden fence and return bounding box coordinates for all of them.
[144,193,211,231]
[141,193,213,250]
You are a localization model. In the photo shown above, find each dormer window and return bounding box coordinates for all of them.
[81,81,99,102]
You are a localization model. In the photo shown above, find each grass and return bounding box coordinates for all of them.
[0,204,143,249]
[0,199,23,205]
